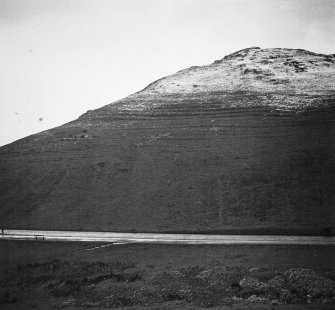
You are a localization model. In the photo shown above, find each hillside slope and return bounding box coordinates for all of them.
[1,47,334,234]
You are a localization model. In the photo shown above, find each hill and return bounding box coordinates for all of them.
[0,47,334,234]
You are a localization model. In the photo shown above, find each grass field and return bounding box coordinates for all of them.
[1,240,334,309]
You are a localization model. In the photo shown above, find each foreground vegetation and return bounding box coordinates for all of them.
[1,241,334,309]
[1,259,335,308]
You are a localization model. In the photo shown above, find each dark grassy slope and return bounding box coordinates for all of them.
[0,91,334,233]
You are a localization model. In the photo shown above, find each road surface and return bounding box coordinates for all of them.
[0,229,334,245]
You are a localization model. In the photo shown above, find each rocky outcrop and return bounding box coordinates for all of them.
[238,270,335,303]
[0,47,334,233]
[284,268,335,298]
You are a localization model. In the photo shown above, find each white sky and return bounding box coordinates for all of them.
[1,0,335,146]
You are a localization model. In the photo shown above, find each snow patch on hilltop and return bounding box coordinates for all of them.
[139,47,335,99]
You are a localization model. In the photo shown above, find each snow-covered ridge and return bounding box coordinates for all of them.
[80,47,335,117]
[139,47,335,96]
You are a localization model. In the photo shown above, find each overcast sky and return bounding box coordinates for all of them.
[1,0,334,146]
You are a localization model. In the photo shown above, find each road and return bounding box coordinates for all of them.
[0,229,334,245]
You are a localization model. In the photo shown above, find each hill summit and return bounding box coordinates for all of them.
[1,47,334,234]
